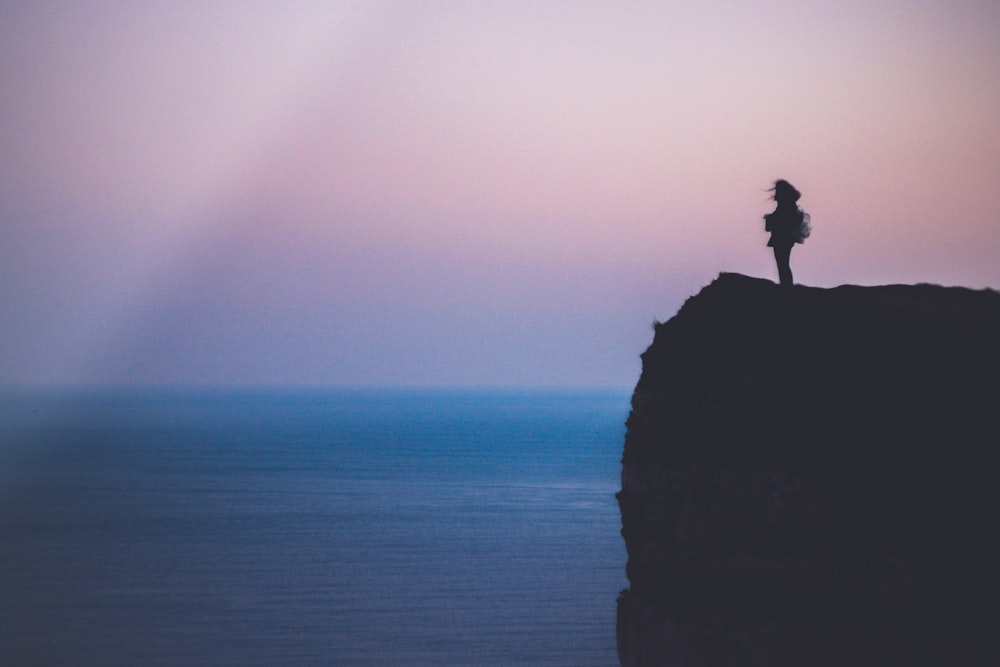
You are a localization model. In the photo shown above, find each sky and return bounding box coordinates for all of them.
[2,1,999,388]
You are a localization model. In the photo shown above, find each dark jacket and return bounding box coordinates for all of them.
[765,205,803,248]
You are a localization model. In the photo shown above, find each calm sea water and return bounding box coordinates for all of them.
[0,388,630,666]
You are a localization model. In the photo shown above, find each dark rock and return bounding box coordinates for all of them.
[617,273,1000,666]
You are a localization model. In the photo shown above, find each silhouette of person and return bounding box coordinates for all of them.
[764,179,806,287]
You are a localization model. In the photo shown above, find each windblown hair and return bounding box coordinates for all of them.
[769,179,801,204]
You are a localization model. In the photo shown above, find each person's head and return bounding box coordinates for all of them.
[771,179,801,205]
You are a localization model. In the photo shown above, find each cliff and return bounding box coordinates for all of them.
[617,273,1000,666]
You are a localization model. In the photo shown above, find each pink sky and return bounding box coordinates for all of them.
[2,1,999,386]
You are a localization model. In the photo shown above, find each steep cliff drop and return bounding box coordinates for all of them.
[617,273,1000,667]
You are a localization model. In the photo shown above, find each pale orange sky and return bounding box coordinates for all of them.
[2,1,999,386]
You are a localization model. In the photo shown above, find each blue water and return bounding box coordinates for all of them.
[0,388,629,666]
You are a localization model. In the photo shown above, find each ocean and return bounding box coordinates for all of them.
[0,388,630,666]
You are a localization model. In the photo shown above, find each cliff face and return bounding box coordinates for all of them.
[617,273,1000,667]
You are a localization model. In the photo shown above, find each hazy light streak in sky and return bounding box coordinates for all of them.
[1,1,999,386]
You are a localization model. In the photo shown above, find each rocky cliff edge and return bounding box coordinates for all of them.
[617,273,1000,666]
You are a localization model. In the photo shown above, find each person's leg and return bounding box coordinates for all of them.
[773,245,793,287]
